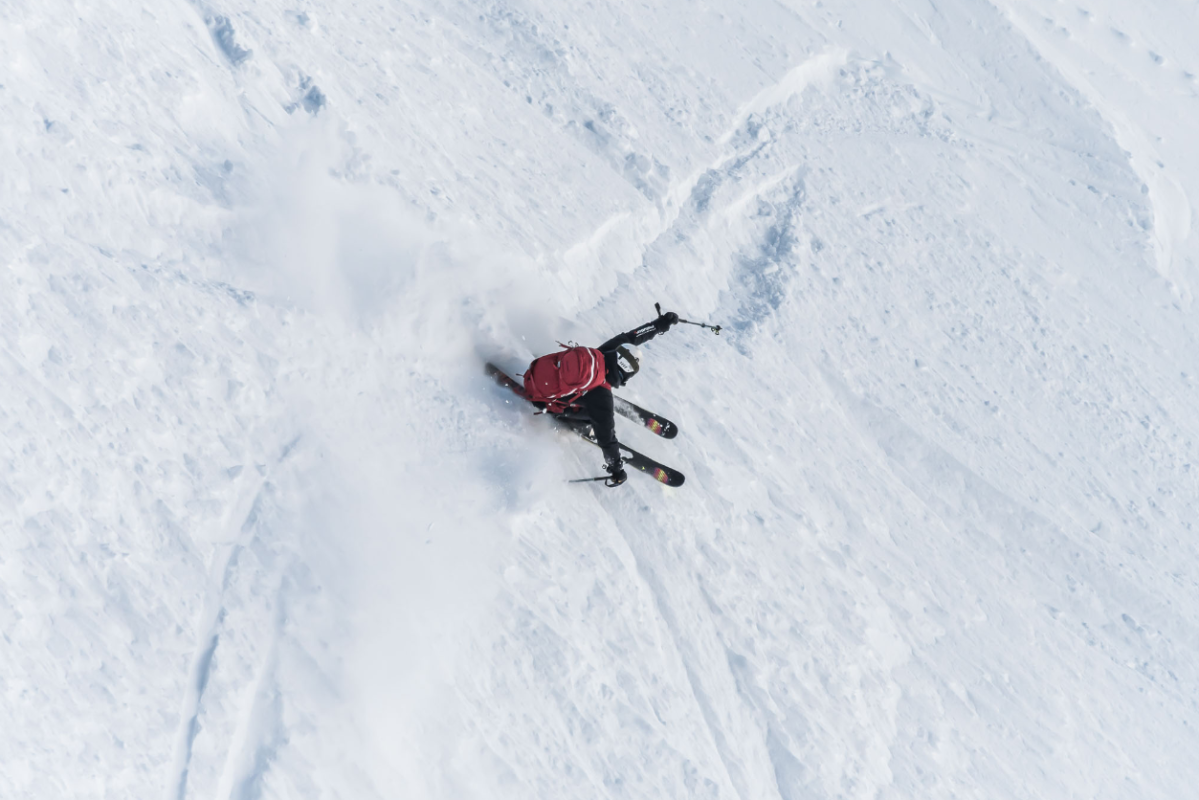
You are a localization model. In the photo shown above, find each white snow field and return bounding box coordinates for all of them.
[3,0,1199,797]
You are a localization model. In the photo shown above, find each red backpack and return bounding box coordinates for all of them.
[523,346,609,412]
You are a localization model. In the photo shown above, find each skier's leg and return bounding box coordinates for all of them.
[555,405,595,436]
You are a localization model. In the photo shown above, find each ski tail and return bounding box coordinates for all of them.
[486,362,529,399]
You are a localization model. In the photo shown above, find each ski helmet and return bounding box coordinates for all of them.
[615,345,640,383]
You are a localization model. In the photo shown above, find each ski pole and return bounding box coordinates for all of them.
[679,318,721,335]
[568,476,610,483]
[656,302,723,335]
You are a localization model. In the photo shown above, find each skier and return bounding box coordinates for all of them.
[525,310,679,486]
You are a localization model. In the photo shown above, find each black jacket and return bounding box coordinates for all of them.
[577,319,664,465]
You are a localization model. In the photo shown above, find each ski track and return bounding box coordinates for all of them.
[214,579,285,800]
[619,530,750,800]
[559,44,844,307]
[995,0,1196,300]
[717,48,849,146]
[164,439,296,800]
[166,545,234,800]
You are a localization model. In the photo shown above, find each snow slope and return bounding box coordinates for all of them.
[3,0,1198,797]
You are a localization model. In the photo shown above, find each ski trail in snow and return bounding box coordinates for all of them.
[996,2,1194,301]
[165,543,238,800]
[562,210,634,272]
[214,579,286,800]
[717,48,849,146]
[163,438,300,800]
[562,47,845,299]
[672,48,846,213]
[621,531,822,800]
[613,530,751,800]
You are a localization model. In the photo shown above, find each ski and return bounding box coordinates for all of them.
[569,425,686,487]
[486,362,526,397]
[485,362,685,487]
[612,395,678,439]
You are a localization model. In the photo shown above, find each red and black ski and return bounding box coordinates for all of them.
[486,363,685,487]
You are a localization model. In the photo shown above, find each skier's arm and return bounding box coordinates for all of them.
[598,311,679,352]
[598,322,656,351]
[580,387,622,465]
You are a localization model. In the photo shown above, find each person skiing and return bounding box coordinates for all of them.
[524,309,679,486]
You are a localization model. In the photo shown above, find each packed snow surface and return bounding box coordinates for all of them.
[3,0,1199,797]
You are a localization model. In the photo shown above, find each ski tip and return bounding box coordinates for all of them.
[641,416,678,439]
[651,467,685,487]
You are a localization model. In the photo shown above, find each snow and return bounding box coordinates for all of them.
[3,0,1198,798]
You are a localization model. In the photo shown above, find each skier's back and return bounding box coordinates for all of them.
[524,310,679,486]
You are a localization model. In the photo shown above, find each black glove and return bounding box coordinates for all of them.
[604,458,627,487]
[654,311,679,333]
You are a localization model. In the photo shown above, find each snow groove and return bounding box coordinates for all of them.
[994,0,1196,301]
[614,528,750,800]
[214,579,286,800]
[725,651,810,800]
[165,544,237,800]
[718,48,850,145]
[164,439,299,800]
